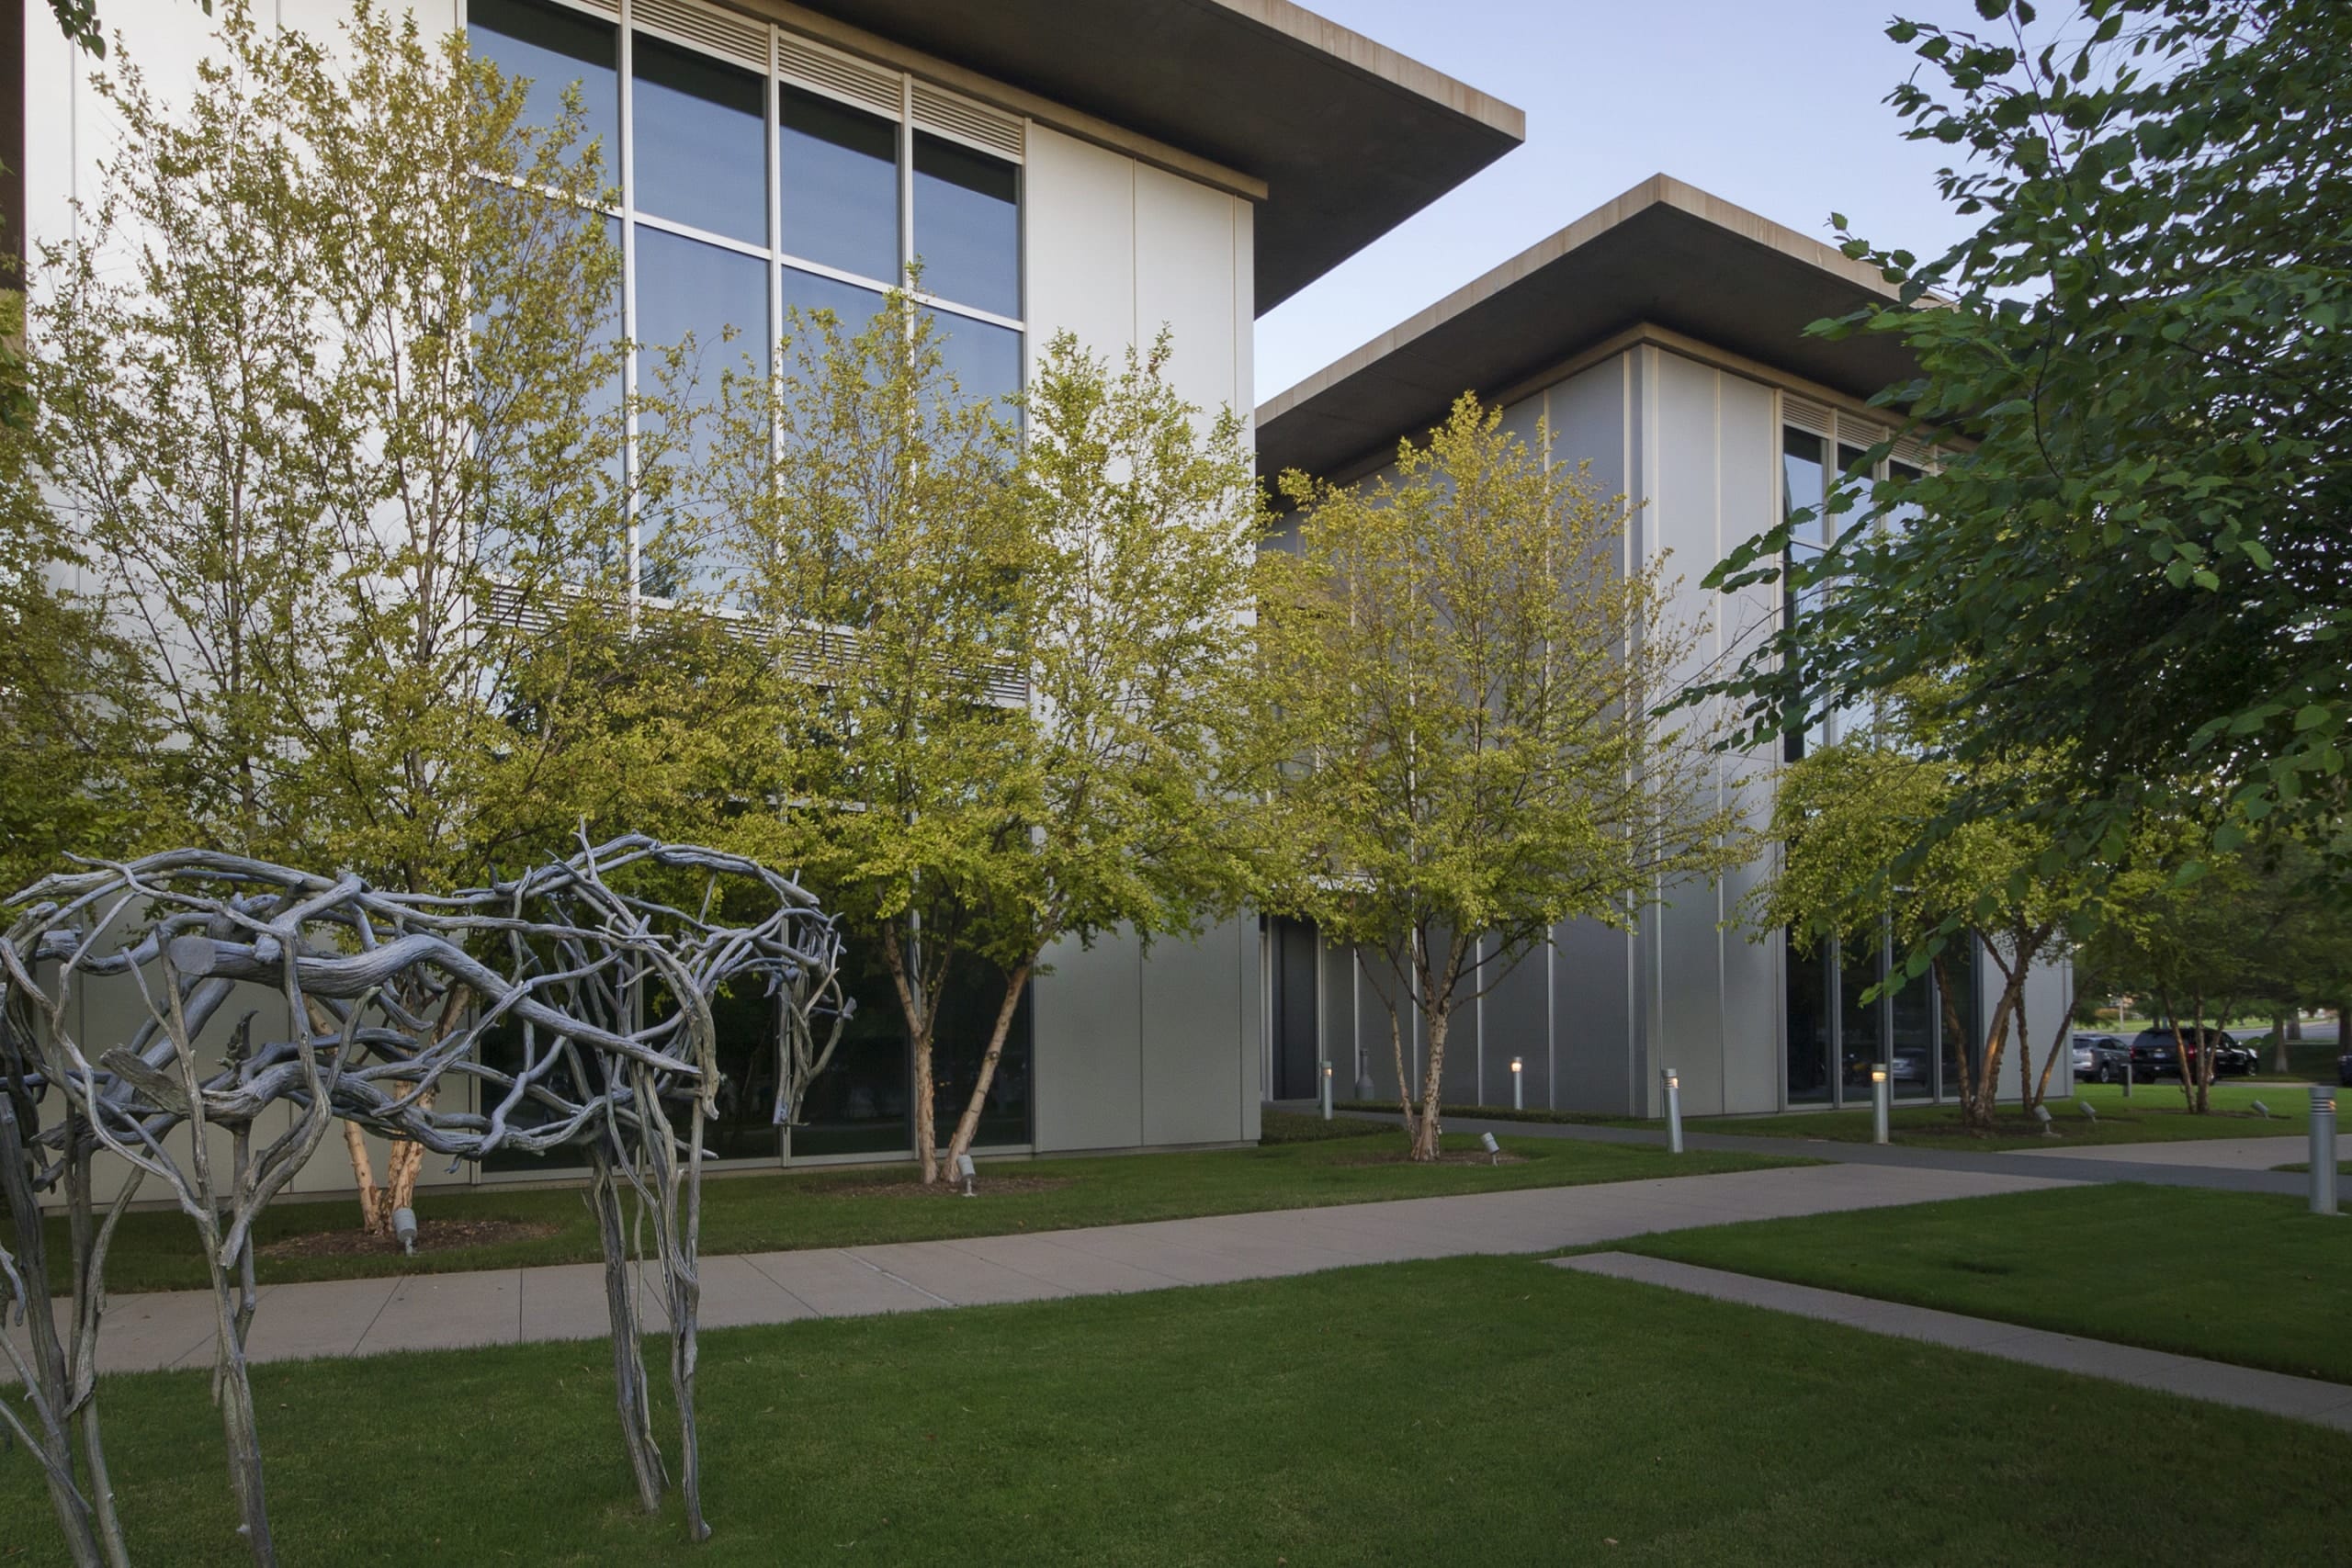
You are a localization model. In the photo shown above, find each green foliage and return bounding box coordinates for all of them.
[44,0,213,60]
[1705,0,2352,868]
[17,0,725,894]
[1747,689,2096,1123]
[1252,395,1748,1156]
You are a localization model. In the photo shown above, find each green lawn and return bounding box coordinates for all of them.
[13,1128,1799,1295]
[6,1254,2344,1566]
[1683,1080,2319,1152]
[1617,1184,2352,1383]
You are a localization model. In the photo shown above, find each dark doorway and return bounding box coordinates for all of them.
[1269,918,1321,1100]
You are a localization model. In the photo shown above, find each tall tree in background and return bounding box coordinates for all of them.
[24,0,724,1231]
[1253,396,1747,1161]
[1705,0,2352,878]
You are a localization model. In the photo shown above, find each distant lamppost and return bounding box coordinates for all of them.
[1870,1063,1890,1146]
[1319,1059,1333,1122]
[1510,1056,1524,1111]
[1661,1066,1683,1156]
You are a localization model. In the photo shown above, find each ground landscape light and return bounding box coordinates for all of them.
[2032,1104,2056,1137]
[2253,1100,2271,1120]
[1479,1131,1501,1166]
[2078,1100,2097,1123]
[956,1152,977,1197]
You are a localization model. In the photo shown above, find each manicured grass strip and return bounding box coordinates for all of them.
[1613,1184,2352,1384]
[2270,1160,2352,1175]
[7,1255,2346,1566]
[1683,1081,2318,1151]
[1259,1106,1391,1143]
[17,1134,1803,1295]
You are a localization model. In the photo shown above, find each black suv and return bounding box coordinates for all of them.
[2127,1026,2253,1081]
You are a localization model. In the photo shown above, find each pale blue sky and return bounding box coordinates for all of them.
[1254,0,1996,406]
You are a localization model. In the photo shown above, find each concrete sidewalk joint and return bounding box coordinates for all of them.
[1551,1251,2352,1434]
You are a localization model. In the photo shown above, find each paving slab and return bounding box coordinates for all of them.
[354,1269,521,1358]
[735,1247,944,1317]
[1552,1251,2352,1434]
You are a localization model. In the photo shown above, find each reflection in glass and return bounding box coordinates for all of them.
[633,226,767,594]
[912,131,1019,318]
[931,956,1034,1150]
[780,86,899,284]
[923,308,1022,411]
[704,981,786,1160]
[780,264,887,358]
[1786,931,1831,1104]
[1781,428,1825,537]
[1939,937,1984,1101]
[1838,933,1883,1101]
[792,938,910,1156]
[631,33,765,245]
[1888,953,1935,1100]
[468,0,618,162]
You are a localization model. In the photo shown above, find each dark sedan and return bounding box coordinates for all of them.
[2128,1026,2254,1081]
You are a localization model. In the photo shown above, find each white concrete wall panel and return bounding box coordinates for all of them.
[1141,917,1251,1145]
[1022,122,1136,371]
[1134,163,1241,420]
[1031,931,1144,1152]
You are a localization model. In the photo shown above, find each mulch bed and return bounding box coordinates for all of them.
[259,1218,558,1260]
[1332,1150,1528,1168]
[814,1174,1076,1199]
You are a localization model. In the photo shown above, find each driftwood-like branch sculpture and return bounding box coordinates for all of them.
[0,836,845,1567]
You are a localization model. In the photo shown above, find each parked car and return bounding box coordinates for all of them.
[2126,1026,2252,1082]
[2340,1047,2352,1088]
[2071,1033,2117,1078]
[2083,1033,2154,1083]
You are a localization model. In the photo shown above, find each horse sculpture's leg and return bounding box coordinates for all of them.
[662,1100,710,1542]
[588,1145,668,1512]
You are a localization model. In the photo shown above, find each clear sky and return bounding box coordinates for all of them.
[1253,0,1996,407]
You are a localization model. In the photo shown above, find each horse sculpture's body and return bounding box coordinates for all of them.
[0,837,845,1567]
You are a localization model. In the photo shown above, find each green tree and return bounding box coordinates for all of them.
[22,0,722,1228]
[705,288,1026,1184]
[1252,395,1747,1161]
[1706,0,2352,877]
[1748,689,2099,1130]
[936,331,1262,1178]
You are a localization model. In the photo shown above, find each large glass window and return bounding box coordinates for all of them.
[924,307,1023,410]
[634,225,767,595]
[1781,428,1826,762]
[631,33,766,245]
[469,0,618,158]
[912,131,1020,319]
[1786,932,1831,1104]
[782,264,887,350]
[780,86,899,284]
[1838,933,1883,1100]
[1888,956,1936,1100]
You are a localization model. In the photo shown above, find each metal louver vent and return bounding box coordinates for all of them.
[912,83,1023,161]
[633,0,763,70]
[1836,412,1886,449]
[1781,394,1831,435]
[571,0,619,17]
[1891,434,1934,469]
[777,35,902,117]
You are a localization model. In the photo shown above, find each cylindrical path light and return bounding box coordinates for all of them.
[1510,1056,1524,1111]
[1662,1066,1683,1155]
[1318,1059,1333,1121]
[1871,1063,1890,1146]
[2311,1086,2338,1217]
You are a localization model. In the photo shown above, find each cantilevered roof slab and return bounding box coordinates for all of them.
[1257,175,1924,482]
[777,0,1526,312]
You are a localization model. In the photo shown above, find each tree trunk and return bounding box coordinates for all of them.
[341,1113,388,1235]
[2273,1016,2290,1076]
[878,933,941,1184]
[1409,1003,1448,1161]
[385,1087,435,1216]
[1934,953,1977,1118]
[1966,980,2022,1133]
[942,961,1035,1175]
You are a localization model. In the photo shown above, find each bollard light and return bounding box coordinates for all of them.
[2310,1087,2338,1217]
[1662,1066,1684,1156]
[1870,1063,1891,1146]
[1319,1058,1334,1122]
[2077,1099,2097,1124]
[956,1151,978,1198]
[2032,1103,2056,1137]
[391,1205,418,1257]
[1479,1131,1501,1167]
[2122,1052,2132,1099]
[1510,1056,1524,1111]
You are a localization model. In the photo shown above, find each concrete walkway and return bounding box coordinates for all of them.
[1555,1251,2352,1434]
[14,1161,2064,1377]
[2005,1132,2341,1170]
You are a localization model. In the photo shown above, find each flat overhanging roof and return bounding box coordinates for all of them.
[775,0,1525,312]
[1257,175,1925,481]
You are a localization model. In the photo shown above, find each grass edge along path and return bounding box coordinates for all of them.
[1611,1183,2352,1385]
[13,1118,1806,1295]
[4,1254,2345,1567]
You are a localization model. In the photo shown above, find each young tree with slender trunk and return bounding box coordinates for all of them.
[25,0,720,1231]
[706,288,1025,1183]
[935,331,1262,1179]
[1251,394,1747,1161]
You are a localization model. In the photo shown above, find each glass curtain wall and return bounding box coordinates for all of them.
[466,0,1033,1162]
[1784,931,1981,1108]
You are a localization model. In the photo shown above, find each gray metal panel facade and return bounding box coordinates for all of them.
[1480,943,1550,1107]
[1141,918,1257,1145]
[1031,931,1145,1152]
